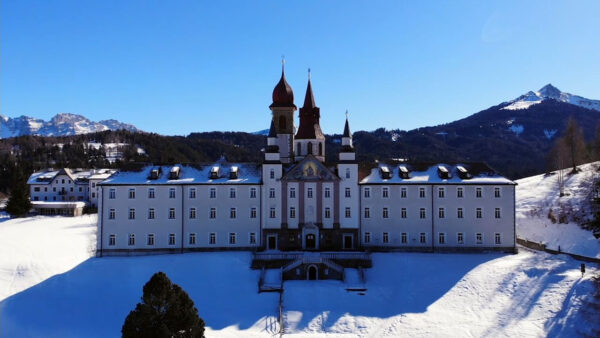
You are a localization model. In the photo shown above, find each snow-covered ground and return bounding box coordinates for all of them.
[516,162,600,258]
[1,200,599,336]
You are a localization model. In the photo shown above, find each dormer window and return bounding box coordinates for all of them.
[456,165,471,179]
[437,166,450,179]
[229,166,239,179]
[398,165,410,179]
[380,166,391,179]
[149,167,161,180]
[210,166,220,179]
[169,166,181,180]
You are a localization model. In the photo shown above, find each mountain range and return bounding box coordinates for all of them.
[0,113,138,139]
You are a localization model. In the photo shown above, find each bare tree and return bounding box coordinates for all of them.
[549,137,569,196]
[562,117,587,173]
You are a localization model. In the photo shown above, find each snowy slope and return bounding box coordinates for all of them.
[0,113,139,139]
[516,162,600,258]
[503,84,600,111]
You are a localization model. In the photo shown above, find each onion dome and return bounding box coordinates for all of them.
[270,65,296,109]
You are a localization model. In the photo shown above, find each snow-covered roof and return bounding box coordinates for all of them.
[28,168,116,185]
[31,201,87,208]
[99,163,261,185]
[360,163,515,185]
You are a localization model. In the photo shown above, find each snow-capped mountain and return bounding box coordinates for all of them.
[0,113,139,139]
[503,84,600,111]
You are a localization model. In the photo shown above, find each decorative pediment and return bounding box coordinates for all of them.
[283,155,339,182]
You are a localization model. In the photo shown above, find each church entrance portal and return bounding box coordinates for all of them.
[267,235,277,250]
[305,234,316,250]
[307,265,318,280]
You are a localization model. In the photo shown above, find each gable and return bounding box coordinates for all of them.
[282,155,339,182]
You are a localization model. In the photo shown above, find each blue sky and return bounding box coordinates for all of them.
[1,1,599,135]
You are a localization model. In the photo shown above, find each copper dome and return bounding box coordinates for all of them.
[270,66,296,109]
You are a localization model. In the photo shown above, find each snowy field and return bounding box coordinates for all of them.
[1,215,599,337]
[516,162,600,258]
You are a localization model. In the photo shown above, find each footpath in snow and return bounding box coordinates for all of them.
[516,162,600,258]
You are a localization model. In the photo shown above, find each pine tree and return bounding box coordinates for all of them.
[5,166,32,217]
[122,272,205,338]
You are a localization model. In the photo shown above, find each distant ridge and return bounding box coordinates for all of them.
[0,113,139,139]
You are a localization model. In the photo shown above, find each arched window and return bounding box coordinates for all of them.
[278,115,286,130]
[308,142,313,155]
[318,143,323,156]
[297,142,301,155]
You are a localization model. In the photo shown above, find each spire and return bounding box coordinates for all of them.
[343,110,351,138]
[268,118,276,138]
[302,68,316,109]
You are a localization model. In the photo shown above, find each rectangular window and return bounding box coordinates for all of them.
[249,232,256,244]
[476,208,482,219]
[345,207,351,218]
[457,232,464,244]
[128,188,136,199]
[210,208,216,219]
[457,187,463,198]
[250,207,257,218]
[169,208,176,219]
[307,188,313,198]
[325,207,331,219]
[209,233,216,245]
[270,208,276,218]
[250,187,257,198]
[438,187,445,198]
[476,233,483,244]
[476,187,482,198]
[383,207,389,218]
[189,233,196,245]
[230,208,237,219]
[439,233,446,244]
[229,232,236,245]
[33,186,41,192]
[269,188,275,198]
[438,208,445,219]
[382,187,389,198]
[128,234,135,246]
[364,208,370,218]
[189,188,196,199]
[495,233,501,245]
[109,209,116,219]
[169,188,176,199]
[495,187,501,198]
[109,234,116,246]
[364,232,371,243]
[401,232,408,244]
[383,232,389,244]
[401,187,407,198]
[210,188,216,198]
[169,234,176,245]
[419,187,426,198]
[129,208,135,220]
[148,188,155,199]
[345,187,351,198]
[420,208,426,219]
[401,208,407,218]
[290,207,296,219]
[495,208,501,219]
[269,169,275,179]
[289,187,296,198]
[79,187,83,192]
[230,188,236,198]
[147,234,155,246]
[364,188,370,198]
[92,192,96,198]
[148,208,155,219]
[109,188,116,199]
[457,208,464,219]
[420,232,426,244]
[189,208,196,219]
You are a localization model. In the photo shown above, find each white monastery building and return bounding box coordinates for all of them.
[95,66,516,256]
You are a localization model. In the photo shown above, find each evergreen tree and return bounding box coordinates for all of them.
[5,166,32,217]
[122,272,205,338]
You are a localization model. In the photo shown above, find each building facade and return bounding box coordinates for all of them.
[96,67,516,255]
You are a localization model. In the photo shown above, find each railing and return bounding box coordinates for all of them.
[282,259,303,273]
[322,258,344,273]
[255,252,371,261]
[254,253,303,261]
[321,252,371,261]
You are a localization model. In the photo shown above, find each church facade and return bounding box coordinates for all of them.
[96,67,516,255]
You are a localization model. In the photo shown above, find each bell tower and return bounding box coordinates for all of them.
[295,70,326,162]
[269,61,297,164]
